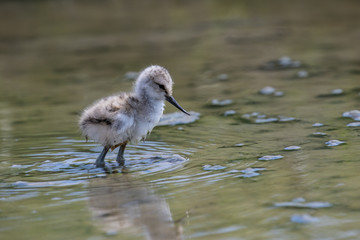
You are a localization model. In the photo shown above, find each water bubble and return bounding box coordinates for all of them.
[258,87,284,97]
[312,132,327,136]
[258,155,283,161]
[274,91,284,97]
[255,118,278,123]
[260,56,302,70]
[216,73,229,81]
[342,110,360,121]
[279,56,292,66]
[235,143,244,147]
[51,197,62,201]
[259,86,276,95]
[312,122,324,127]
[325,140,345,147]
[284,146,301,151]
[211,99,233,106]
[305,202,333,208]
[279,116,296,122]
[224,110,236,116]
[297,70,309,78]
[291,214,320,224]
[347,122,360,127]
[278,56,301,68]
[331,89,343,95]
[292,197,306,203]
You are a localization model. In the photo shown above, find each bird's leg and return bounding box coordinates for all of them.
[116,141,128,166]
[95,146,110,168]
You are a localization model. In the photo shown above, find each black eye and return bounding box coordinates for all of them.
[157,84,166,90]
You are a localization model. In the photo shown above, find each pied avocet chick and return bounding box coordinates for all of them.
[79,65,189,168]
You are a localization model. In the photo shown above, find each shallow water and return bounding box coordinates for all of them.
[1,0,360,239]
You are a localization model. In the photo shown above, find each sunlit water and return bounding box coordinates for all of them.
[1,1,360,240]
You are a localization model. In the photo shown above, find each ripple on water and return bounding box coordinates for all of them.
[237,168,266,178]
[0,191,39,202]
[127,154,188,174]
[11,180,87,188]
[11,164,35,169]
[16,139,192,182]
[3,139,192,205]
[203,165,227,171]
[152,166,266,186]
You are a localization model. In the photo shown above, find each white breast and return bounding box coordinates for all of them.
[130,100,164,143]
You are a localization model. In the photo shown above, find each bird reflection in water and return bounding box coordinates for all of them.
[88,174,184,240]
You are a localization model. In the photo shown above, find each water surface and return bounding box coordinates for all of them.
[1,1,360,239]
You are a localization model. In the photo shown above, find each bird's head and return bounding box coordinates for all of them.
[134,65,190,115]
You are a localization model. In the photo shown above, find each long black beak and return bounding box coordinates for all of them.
[166,95,190,116]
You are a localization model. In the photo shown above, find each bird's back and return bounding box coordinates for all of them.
[79,93,135,147]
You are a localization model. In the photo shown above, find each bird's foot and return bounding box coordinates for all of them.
[95,160,105,168]
[116,157,125,167]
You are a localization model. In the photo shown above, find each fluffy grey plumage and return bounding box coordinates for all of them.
[79,65,189,168]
